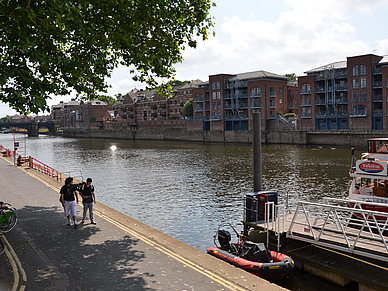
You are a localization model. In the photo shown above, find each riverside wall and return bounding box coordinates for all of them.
[63,127,388,149]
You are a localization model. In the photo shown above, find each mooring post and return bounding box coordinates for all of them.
[253,112,262,192]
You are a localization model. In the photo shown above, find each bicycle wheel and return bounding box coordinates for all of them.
[0,210,18,234]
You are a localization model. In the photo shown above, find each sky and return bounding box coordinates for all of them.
[2,0,388,117]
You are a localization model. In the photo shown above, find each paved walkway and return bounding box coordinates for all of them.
[0,156,284,291]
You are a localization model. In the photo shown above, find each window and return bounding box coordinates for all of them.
[212,92,216,99]
[216,82,220,90]
[217,92,220,99]
[360,91,367,102]
[360,65,367,76]
[353,65,359,76]
[279,88,283,94]
[212,82,216,90]
[361,78,367,89]
[307,84,311,93]
[353,79,359,89]
[250,88,262,97]
[352,92,359,103]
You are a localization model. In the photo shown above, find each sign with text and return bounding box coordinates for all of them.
[356,160,387,176]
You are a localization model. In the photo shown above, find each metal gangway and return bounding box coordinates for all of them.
[261,197,388,262]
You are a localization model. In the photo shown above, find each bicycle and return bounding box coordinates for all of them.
[0,201,18,234]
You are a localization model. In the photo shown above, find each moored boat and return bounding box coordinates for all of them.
[207,224,294,278]
[348,138,388,218]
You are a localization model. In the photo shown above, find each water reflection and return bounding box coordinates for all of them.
[0,134,358,251]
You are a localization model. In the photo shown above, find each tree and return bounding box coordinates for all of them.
[96,95,116,105]
[182,98,193,117]
[0,1,215,114]
[284,73,297,81]
[0,115,11,123]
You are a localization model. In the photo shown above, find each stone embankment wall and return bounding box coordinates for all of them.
[63,127,388,149]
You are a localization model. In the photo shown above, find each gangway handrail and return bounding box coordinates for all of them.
[286,200,388,262]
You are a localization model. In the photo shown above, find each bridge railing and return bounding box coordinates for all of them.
[30,157,62,182]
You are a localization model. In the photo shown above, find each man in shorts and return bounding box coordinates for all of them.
[60,177,79,228]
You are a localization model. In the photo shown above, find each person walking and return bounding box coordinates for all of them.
[80,178,96,224]
[60,177,79,228]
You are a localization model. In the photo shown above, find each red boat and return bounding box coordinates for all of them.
[207,225,294,278]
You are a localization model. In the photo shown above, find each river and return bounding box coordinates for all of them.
[0,133,360,253]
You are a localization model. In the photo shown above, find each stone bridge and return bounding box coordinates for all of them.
[0,120,59,137]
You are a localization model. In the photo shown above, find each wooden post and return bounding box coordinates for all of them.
[253,112,262,192]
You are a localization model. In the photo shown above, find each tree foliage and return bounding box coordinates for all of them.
[96,95,116,105]
[182,98,193,117]
[284,73,297,81]
[0,1,215,114]
[0,115,11,123]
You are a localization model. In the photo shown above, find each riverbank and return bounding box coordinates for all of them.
[63,127,388,149]
[0,156,284,290]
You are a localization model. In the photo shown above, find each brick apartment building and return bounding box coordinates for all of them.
[192,70,298,131]
[113,80,204,124]
[298,53,388,131]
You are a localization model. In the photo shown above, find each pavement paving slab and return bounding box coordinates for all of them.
[0,156,285,291]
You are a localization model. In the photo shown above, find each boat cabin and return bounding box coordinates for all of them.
[362,138,388,161]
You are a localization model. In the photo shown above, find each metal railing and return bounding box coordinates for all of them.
[30,157,62,182]
[287,198,388,262]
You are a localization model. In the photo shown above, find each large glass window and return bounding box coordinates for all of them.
[353,79,359,89]
[360,65,367,75]
[352,92,359,103]
[361,78,367,89]
[360,91,367,102]
[353,65,359,76]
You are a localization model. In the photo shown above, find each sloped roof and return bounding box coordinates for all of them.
[304,60,347,74]
[229,70,288,81]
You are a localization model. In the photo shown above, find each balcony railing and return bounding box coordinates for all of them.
[269,104,277,108]
[269,92,277,97]
[373,81,382,88]
[373,95,383,102]
[349,109,368,117]
[373,109,383,116]
[251,102,261,108]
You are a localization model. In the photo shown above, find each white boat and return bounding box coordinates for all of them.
[348,138,388,218]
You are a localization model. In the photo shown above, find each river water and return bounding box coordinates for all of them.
[0,134,358,252]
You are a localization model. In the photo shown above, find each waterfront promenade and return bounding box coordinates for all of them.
[0,156,284,291]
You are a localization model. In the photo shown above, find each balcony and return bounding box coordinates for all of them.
[315,99,325,105]
[251,102,261,108]
[315,87,325,93]
[373,95,383,102]
[349,109,368,117]
[301,113,312,118]
[373,81,382,89]
[373,67,382,75]
[239,103,248,109]
[373,109,383,116]
[301,90,312,95]
[315,110,347,118]
[269,103,277,109]
[335,71,347,79]
[301,101,312,106]
[195,96,203,102]
[269,92,277,98]
[335,85,347,91]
